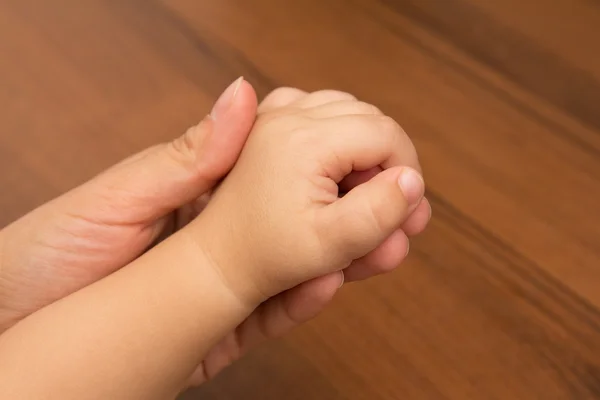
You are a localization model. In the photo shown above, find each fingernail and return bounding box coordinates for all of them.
[211,76,244,120]
[397,168,425,205]
[338,271,345,288]
[405,240,410,257]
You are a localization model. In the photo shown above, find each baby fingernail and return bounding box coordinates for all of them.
[211,76,244,120]
[397,168,425,205]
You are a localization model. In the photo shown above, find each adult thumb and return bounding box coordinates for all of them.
[0,78,258,331]
[61,77,258,224]
[319,167,425,265]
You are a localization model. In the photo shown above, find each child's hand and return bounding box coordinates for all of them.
[187,90,426,306]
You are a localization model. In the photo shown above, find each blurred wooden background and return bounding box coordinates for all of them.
[1,0,599,398]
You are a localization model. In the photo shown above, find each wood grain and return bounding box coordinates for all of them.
[1,0,599,398]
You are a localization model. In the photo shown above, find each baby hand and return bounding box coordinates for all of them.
[187,91,425,306]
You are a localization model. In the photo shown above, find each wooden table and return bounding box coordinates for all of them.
[1,1,599,398]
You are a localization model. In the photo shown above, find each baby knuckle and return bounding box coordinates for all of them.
[377,115,402,136]
[264,87,305,101]
[354,101,383,115]
[376,116,406,148]
[255,110,286,126]
[369,103,384,116]
[259,87,307,113]
[312,89,357,102]
[287,125,320,147]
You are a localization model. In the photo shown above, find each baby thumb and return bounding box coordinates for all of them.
[320,167,424,264]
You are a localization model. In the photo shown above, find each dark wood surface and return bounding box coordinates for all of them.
[1,1,599,398]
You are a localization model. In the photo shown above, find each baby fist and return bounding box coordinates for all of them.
[186,91,424,307]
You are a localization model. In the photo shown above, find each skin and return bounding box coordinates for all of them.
[0,81,431,398]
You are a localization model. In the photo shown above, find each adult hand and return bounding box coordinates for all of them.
[0,77,256,332]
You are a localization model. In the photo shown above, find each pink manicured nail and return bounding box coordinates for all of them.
[210,76,244,120]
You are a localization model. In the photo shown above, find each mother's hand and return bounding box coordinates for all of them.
[0,77,256,332]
